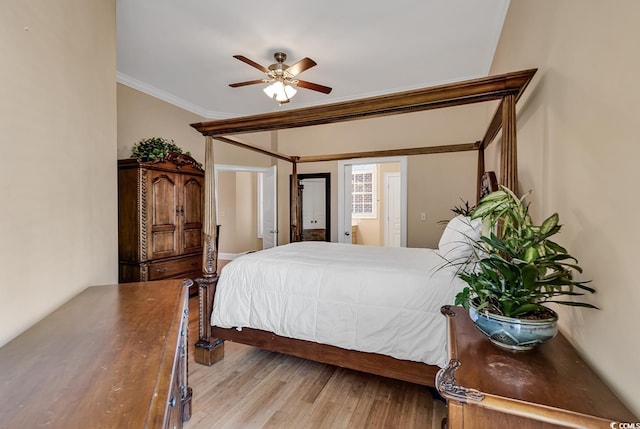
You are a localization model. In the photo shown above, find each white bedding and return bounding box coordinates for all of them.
[211,241,467,368]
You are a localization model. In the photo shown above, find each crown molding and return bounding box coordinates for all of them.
[116,72,237,120]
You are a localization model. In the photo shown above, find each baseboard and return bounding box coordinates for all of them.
[218,252,248,261]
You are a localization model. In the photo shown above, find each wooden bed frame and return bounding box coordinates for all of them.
[190,69,537,387]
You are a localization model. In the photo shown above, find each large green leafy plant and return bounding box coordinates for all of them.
[455,187,597,318]
[131,137,192,162]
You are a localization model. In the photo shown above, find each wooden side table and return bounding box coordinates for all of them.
[437,305,637,428]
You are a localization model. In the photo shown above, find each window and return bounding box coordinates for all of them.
[351,164,376,218]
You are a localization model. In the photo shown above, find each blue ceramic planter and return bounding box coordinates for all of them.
[468,303,558,351]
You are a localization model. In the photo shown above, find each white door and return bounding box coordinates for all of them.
[384,172,401,247]
[302,179,326,229]
[261,165,277,249]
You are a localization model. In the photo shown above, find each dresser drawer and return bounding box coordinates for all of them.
[149,255,201,280]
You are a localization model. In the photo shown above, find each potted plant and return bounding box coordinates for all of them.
[438,199,476,225]
[453,186,597,350]
[130,136,202,166]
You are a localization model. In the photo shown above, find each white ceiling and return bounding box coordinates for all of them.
[116,0,510,119]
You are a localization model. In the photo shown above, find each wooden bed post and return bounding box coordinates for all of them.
[290,158,301,242]
[195,135,225,366]
[500,94,518,192]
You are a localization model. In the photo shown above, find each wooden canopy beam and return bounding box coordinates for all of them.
[191,69,537,137]
[213,136,294,163]
[297,142,480,163]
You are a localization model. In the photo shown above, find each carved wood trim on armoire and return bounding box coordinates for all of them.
[118,153,204,287]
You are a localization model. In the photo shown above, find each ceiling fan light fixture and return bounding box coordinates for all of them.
[263,80,297,102]
[230,52,331,102]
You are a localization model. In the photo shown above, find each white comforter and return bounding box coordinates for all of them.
[211,241,465,368]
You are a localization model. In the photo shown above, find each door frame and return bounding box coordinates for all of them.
[338,156,407,247]
[290,172,331,242]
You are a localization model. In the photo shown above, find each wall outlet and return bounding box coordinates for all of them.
[420,212,426,221]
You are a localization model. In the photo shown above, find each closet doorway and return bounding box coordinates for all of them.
[291,173,331,242]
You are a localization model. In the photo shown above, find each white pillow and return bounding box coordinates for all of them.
[438,215,482,262]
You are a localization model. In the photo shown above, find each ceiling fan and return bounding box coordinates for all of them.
[229,52,332,104]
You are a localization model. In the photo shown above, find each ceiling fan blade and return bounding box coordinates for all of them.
[229,79,268,88]
[233,55,269,73]
[294,79,333,94]
[285,57,317,76]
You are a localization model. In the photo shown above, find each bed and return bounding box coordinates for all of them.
[199,214,483,386]
[212,234,477,367]
[190,69,536,387]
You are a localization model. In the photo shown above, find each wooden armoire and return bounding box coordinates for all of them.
[118,153,204,285]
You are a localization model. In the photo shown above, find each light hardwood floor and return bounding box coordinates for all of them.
[185,296,447,429]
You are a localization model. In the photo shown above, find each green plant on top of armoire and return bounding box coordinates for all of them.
[452,186,598,350]
[131,137,193,162]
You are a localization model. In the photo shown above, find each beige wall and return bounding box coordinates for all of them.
[216,171,261,254]
[117,84,273,167]
[117,84,207,161]
[409,151,479,248]
[235,172,262,252]
[0,1,118,346]
[490,0,640,415]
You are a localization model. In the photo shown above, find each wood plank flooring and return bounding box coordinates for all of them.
[185,296,446,429]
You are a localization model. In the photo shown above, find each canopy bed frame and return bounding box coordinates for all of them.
[189,68,537,387]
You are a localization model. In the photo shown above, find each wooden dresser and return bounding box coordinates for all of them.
[437,306,637,428]
[0,280,192,429]
[118,153,204,288]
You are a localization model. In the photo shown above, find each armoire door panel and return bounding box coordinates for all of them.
[182,177,203,224]
[181,176,204,254]
[150,174,178,227]
[148,172,179,259]
[151,229,178,257]
[182,227,203,253]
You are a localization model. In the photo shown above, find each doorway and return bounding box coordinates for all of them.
[338,157,407,247]
[290,173,331,242]
[215,164,277,258]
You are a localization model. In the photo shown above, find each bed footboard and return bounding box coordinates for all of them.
[194,275,225,365]
[213,326,438,387]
